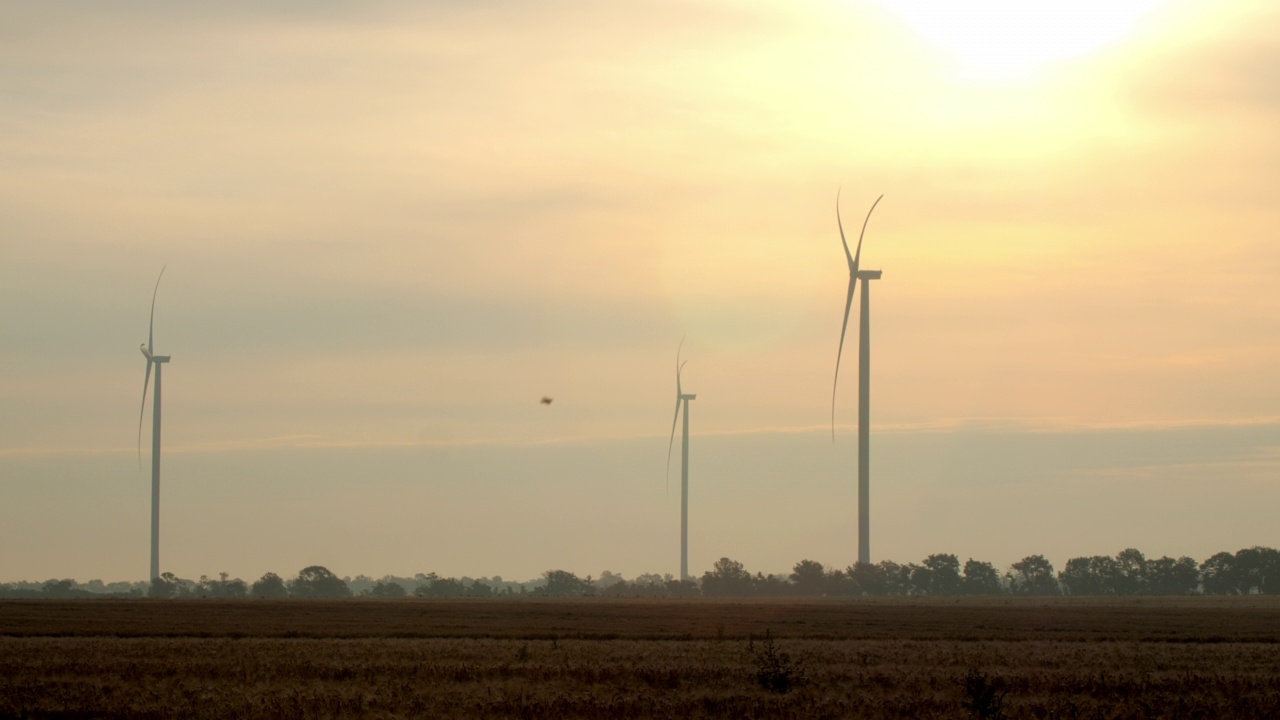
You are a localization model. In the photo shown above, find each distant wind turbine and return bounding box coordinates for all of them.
[665,339,696,581]
[831,192,884,566]
[138,266,171,582]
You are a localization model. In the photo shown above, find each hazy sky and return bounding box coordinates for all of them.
[3,0,1277,584]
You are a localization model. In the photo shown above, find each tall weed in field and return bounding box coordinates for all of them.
[961,668,1007,719]
[750,630,805,693]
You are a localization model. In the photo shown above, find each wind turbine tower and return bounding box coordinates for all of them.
[856,266,881,565]
[138,267,170,582]
[666,340,696,581]
[831,193,883,566]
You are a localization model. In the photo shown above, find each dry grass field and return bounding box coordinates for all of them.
[3,597,1279,718]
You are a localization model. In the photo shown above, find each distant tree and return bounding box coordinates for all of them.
[289,566,351,598]
[594,570,626,590]
[823,567,853,595]
[1147,556,1200,595]
[413,572,439,596]
[1059,556,1119,596]
[604,574,666,598]
[1233,546,1280,594]
[1258,547,1280,595]
[468,580,494,598]
[845,562,884,595]
[790,560,827,595]
[922,554,963,595]
[882,561,913,596]
[41,579,78,598]
[415,575,467,597]
[1059,557,1094,595]
[908,563,933,596]
[666,578,700,597]
[961,559,1002,595]
[542,570,590,597]
[1115,548,1149,595]
[251,572,288,599]
[369,581,407,598]
[701,557,754,596]
[148,572,183,599]
[198,572,247,599]
[601,580,637,597]
[1199,552,1238,595]
[1007,555,1059,596]
[750,572,788,596]
[634,573,666,587]
[345,574,376,596]
[223,578,248,598]
[601,581,633,597]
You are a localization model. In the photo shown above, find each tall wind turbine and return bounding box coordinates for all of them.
[831,192,883,566]
[138,266,171,582]
[665,340,696,581]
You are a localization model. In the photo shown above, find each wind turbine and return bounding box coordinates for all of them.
[831,192,883,566]
[138,266,170,582]
[665,339,696,581]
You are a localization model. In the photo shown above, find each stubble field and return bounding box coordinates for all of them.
[3,596,1279,718]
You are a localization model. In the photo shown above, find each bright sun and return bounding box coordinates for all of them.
[874,0,1169,81]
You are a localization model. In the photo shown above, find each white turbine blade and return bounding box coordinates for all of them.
[675,336,686,394]
[666,336,688,496]
[665,394,682,496]
[148,265,166,353]
[837,189,855,269]
[852,194,884,269]
[664,334,694,494]
[831,276,857,441]
[138,360,152,469]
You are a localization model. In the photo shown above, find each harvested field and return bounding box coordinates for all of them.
[3,597,1279,718]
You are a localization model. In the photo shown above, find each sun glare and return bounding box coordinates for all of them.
[874,0,1169,81]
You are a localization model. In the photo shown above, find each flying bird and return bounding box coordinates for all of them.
[540,396,553,405]
[832,191,883,441]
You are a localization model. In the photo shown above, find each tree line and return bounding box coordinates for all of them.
[704,547,1278,597]
[698,547,1278,597]
[3,546,1276,599]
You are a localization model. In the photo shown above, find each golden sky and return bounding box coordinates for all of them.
[2,0,1277,582]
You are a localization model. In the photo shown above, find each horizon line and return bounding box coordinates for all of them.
[3,414,1279,459]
